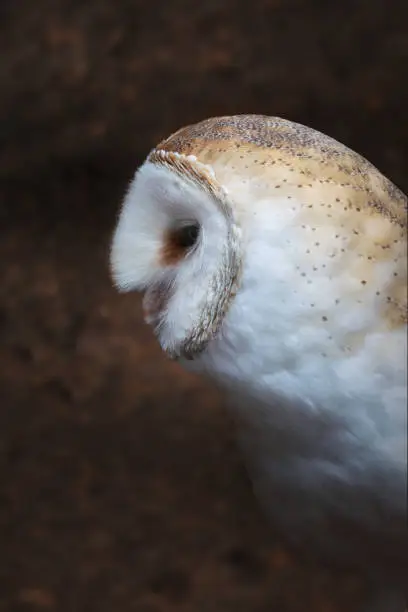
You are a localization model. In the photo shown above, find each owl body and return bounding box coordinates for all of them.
[110,115,407,581]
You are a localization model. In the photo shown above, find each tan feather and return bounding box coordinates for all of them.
[150,115,407,329]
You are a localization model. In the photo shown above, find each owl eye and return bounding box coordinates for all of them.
[172,223,200,250]
[161,222,200,266]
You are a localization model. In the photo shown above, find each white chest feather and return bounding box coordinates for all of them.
[185,200,407,567]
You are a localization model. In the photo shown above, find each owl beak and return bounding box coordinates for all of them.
[142,281,171,327]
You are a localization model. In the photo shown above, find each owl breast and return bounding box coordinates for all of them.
[182,196,407,577]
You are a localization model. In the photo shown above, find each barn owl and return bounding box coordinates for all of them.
[110,115,407,598]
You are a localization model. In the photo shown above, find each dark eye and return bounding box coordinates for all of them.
[161,223,201,266]
[173,223,200,249]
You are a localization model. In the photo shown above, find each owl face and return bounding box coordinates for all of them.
[110,151,243,360]
[110,115,407,377]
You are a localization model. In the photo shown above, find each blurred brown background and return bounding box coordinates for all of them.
[0,1,407,610]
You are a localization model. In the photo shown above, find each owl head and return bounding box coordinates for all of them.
[110,115,407,366]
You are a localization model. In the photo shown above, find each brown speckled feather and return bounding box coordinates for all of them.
[149,115,407,327]
[152,114,407,227]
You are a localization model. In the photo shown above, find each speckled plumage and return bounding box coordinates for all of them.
[110,115,407,595]
[153,114,407,227]
[151,116,407,332]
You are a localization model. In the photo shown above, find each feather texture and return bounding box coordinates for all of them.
[111,115,407,588]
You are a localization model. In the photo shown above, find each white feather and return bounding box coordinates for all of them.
[110,117,407,589]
